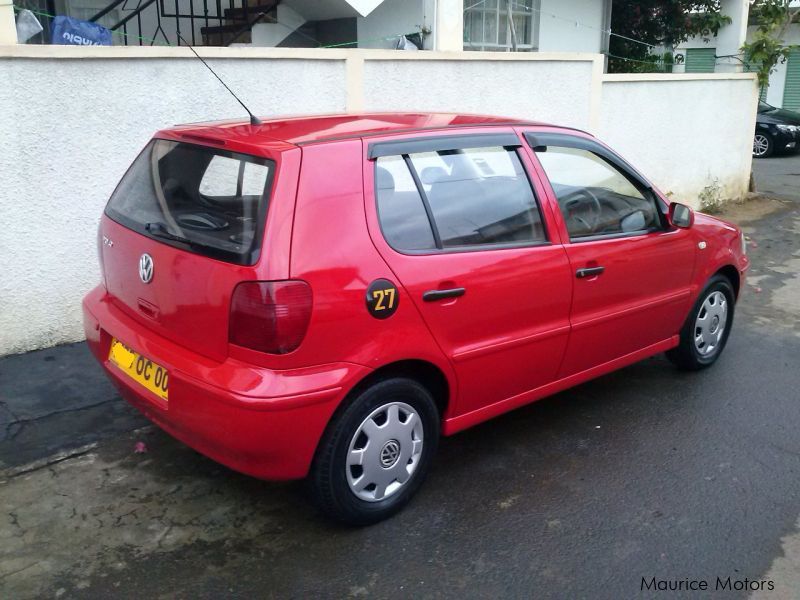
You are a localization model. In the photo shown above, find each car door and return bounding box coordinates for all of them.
[363,130,573,420]
[522,130,696,377]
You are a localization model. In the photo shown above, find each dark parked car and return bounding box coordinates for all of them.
[754,101,800,158]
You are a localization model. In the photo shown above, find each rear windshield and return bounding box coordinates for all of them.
[105,139,275,265]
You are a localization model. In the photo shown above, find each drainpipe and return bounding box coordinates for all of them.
[601,0,612,70]
[0,0,18,44]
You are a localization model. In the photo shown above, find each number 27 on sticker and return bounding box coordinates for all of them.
[372,288,396,311]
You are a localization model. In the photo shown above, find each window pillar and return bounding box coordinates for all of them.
[716,0,749,72]
[0,0,17,44]
[435,0,463,51]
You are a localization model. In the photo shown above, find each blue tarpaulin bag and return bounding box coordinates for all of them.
[50,16,112,46]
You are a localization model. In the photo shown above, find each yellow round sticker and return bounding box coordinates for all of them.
[366,279,399,319]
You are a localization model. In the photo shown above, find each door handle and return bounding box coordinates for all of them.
[423,288,466,302]
[576,266,605,279]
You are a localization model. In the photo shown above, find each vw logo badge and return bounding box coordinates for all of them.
[139,253,154,284]
[380,440,401,469]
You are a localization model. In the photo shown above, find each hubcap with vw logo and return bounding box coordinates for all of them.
[694,290,728,356]
[346,402,424,502]
[139,253,154,284]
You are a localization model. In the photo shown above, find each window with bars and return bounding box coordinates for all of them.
[464,0,540,52]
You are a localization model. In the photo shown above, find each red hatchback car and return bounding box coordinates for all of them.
[83,113,749,524]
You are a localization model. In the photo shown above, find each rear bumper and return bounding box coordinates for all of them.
[82,285,370,480]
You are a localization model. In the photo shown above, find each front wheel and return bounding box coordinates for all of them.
[667,275,735,370]
[753,132,774,158]
[308,378,440,525]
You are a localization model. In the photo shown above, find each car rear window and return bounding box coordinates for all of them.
[105,139,274,265]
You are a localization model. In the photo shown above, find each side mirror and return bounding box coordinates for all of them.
[669,202,694,229]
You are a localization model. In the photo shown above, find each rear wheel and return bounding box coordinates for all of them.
[309,378,439,525]
[667,275,735,370]
[753,132,774,158]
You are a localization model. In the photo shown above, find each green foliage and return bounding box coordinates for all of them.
[742,0,798,89]
[620,50,677,73]
[609,1,731,73]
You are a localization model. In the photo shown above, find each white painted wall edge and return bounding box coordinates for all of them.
[0,45,602,62]
[603,72,758,82]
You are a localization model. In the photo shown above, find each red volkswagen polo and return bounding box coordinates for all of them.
[83,113,749,524]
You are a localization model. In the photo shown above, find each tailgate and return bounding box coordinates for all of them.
[101,217,256,362]
[100,139,276,362]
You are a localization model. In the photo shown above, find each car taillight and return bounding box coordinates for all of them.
[229,281,313,354]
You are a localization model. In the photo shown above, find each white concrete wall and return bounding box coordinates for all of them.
[0,47,757,356]
[600,74,758,204]
[362,55,596,129]
[537,0,605,53]
[0,48,346,356]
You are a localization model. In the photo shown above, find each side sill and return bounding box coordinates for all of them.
[442,335,679,436]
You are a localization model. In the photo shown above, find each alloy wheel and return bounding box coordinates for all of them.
[753,134,770,157]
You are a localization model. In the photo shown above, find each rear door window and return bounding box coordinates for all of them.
[375,155,437,251]
[375,143,546,252]
[105,139,274,265]
[410,146,544,248]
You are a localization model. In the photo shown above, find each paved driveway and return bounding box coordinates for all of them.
[2,164,799,598]
[752,150,800,198]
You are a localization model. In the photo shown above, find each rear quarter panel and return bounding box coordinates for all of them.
[249,138,457,410]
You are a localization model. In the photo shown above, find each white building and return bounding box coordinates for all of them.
[674,0,800,110]
[9,0,612,54]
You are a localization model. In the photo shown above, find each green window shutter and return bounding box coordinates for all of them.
[783,49,800,111]
[685,48,716,73]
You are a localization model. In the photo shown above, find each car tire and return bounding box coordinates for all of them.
[308,377,440,525]
[753,132,774,158]
[666,275,735,371]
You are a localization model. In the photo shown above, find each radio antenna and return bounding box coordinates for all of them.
[177,34,262,126]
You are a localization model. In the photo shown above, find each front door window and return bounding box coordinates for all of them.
[535,146,662,239]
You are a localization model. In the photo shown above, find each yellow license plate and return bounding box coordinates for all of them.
[108,338,169,401]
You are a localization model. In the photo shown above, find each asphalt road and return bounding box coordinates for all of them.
[752,151,800,199]
[2,156,800,599]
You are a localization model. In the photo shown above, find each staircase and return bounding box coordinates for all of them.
[90,0,283,47]
[90,0,389,47]
[200,0,280,46]
[249,4,307,47]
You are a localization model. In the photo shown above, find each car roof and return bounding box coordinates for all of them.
[160,112,568,149]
